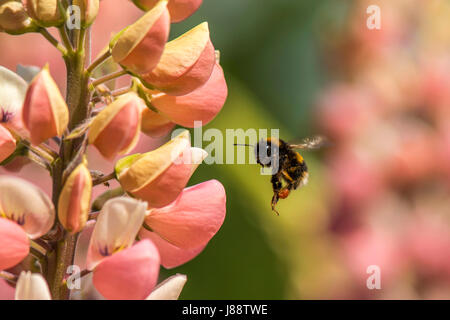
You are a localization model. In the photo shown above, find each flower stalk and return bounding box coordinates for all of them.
[48,22,91,300]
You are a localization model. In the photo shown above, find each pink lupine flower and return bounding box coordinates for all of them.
[111,0,170,74]
[0,66,27,161]
[141,22,216,96]
[22,65,69,145]
[86,197,147,270]
[149,63,228,127]
[75,220,188,300]
[116,130,208,208]
[88,92,146,159]
[0,66,27,132]
[0,218,29,270]
[15,271,52,300]
[133,0,203,23]
[0,176,55,239]
[139,179,226,268]
[85,197,160,299]
[92,239,160,300]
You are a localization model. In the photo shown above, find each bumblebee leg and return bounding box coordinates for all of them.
[271,175,282,215]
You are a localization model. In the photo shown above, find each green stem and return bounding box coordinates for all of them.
[90,69,127,89]
[86,49,111,74]
[30,247,46,261]
[50,233,77,299]
[92,172,116,186]
[40,28,67,55]
[21,140,55,164]
[58,26,73,54]
[49,15,91,300]
[26,152,51,171]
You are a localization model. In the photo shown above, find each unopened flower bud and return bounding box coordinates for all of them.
[132,0,202,23]
[115,130,208,207]
[22,65,69,145]
[72,0,99,28]
[26,0,65,27]
[0,1,37,35]
[58,160,92,234]
[111,0,170,74]
[88,92,145,159]
[149,63,227,127]
[141,22,215,96]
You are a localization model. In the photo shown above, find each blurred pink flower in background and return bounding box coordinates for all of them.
[316,0,450,299]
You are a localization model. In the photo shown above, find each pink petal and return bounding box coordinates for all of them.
[0,218,29,270]
[0,176,55,239]
[74,220,96,271]
[139,228,205,269]
[0,125,16,163]
[140,107,175,138]
[21,67,68,145]
[141,23,215,96]
[86,197,147,270]
[112,1,170,74]
[92,239,160,300]
[145,179,226,249]
[168,0,203,23]
[151,63,228,127]
[0,280,15,300]
[22,72,56,144]
[134,0,203,23]
[131,148,193,208]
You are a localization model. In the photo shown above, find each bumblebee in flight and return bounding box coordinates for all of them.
[235,136,326,215]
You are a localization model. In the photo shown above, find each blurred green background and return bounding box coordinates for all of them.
[160,0,338,299]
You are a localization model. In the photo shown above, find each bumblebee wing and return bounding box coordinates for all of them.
[289,135,328,150]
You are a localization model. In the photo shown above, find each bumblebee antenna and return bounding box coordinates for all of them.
[233,143,254,147]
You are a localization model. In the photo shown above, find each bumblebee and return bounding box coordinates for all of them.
[235,136,326,215]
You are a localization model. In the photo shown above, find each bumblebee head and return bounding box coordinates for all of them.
[256,138,281,167]
[234,137,280,168]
